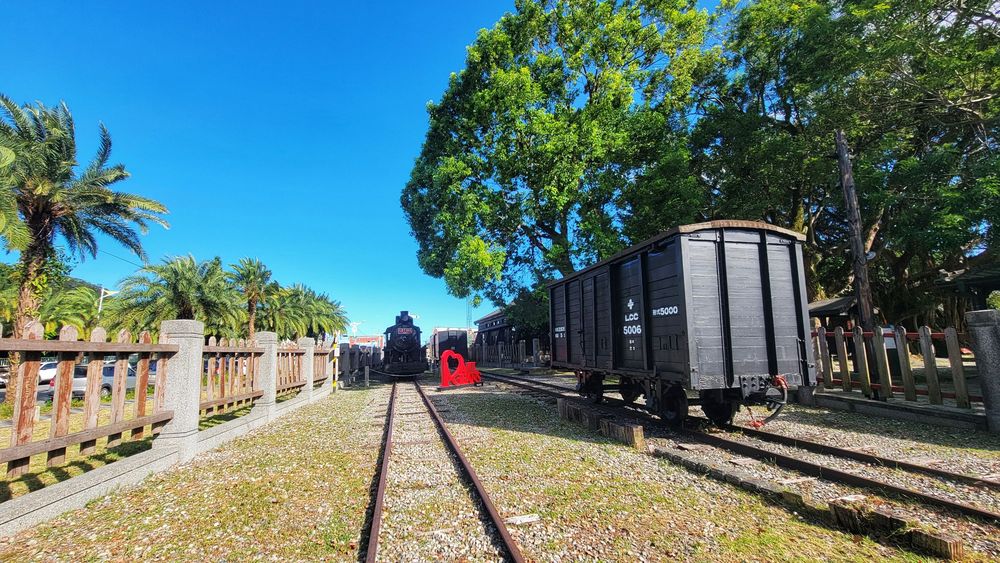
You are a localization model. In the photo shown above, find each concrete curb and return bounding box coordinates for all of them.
[0,446,179,537]
[808,391,986,430]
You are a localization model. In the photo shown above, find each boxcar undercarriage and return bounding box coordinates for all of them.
[569,369,789,426]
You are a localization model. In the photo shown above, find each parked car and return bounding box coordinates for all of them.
[44,363,141,399]
[38,361,59,385]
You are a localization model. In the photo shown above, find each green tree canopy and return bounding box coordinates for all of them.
[403,0,718,304]
[688,0,999,323]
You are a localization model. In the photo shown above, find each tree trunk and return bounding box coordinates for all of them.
[247,299,256,339]
[5,249,46,406]
[835,130,876,332]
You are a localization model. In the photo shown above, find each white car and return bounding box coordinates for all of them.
[0,362,58,388]
[38,361,59,385]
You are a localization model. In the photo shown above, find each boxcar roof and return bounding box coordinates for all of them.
[548,220,805,287]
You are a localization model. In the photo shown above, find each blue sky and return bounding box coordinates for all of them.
[1,1,514,338]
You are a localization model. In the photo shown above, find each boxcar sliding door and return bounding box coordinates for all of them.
[567,279,584,365]
[551,284,568,364]
[613,257,646,371]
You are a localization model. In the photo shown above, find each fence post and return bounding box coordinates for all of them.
[919,326,943,405]
[945,327,971,409]
[533,338,541,366]
[333,342,340,392]
[966,310,1000,432]
[895,326,917,402]
[298,337,315,400]
[871,326,894,399]
[817,327,833,389]
[852,327,872,397]
[155,319,205,462]
[364,365,370,387]
[252,331,278,421]
[834,327,851,392]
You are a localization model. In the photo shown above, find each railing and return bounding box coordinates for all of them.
[474,339,548,369]
[0,319,337,512]
[312,344,333,388]
[276,343,306,395]
[1,321,177,477]
[200,337,263,417]
[812,325,979,408]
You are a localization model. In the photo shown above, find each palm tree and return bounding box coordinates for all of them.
[0,95,168,336]
[106,256,242,337]
[257,283,348,340]
[38,285,98,338]
[227,258,273,338]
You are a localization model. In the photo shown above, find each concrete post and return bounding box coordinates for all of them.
[533,338,541,366]
[333,344,340,392]
[364,366,370,387]
[966,310,1000,433]
[154,320,204,462]
[252,331,278,420]
[298,337,315,401]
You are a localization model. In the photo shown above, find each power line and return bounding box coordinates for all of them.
[96,249,146,269]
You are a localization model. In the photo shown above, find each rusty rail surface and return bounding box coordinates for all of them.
[480,372,1000,524]
[364,382,397,563]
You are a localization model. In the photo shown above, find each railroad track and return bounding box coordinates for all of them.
[480,371,1000,524]
[362,380,524,562]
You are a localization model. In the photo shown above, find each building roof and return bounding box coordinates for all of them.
[808,296,856,317]
[936,260,1000,292]
[474,309,505,325]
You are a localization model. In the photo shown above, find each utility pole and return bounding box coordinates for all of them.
[835,130,875,332]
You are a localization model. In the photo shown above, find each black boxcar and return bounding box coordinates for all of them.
[429,328,470,366]
[548,220,815,425]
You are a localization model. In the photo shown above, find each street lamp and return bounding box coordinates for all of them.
[97,287,119,319]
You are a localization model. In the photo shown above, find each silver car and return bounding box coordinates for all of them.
[44,363,142,399]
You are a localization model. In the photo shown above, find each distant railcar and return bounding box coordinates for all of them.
[381,311,428,377]
[429,328,469,368]
[548,220,815,425]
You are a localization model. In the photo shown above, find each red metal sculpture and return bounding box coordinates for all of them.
[439,350,482,389]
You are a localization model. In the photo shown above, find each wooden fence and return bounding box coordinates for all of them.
[473,339,549,369]
[276,343,306,395]
[312,344,334,388]
[813,325,979,408]
[0,321,177,478]
[200,337,263,416]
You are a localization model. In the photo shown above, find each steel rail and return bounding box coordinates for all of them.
[730,425,1000,491]
[365,382,397,563]
[480,372,1000,524]
[413,381,526,563]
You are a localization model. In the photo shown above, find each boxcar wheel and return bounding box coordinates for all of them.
[619,377,641,405]
[702,399,739,427]
[660,385,688,426]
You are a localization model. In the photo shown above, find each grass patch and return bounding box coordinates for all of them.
[440,389,915,561]
[0,388,382,560]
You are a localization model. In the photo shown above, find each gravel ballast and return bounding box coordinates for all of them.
[427,382,913,561]
[373,382,504,561]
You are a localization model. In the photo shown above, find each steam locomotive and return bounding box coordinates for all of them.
[380,311,428,376]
